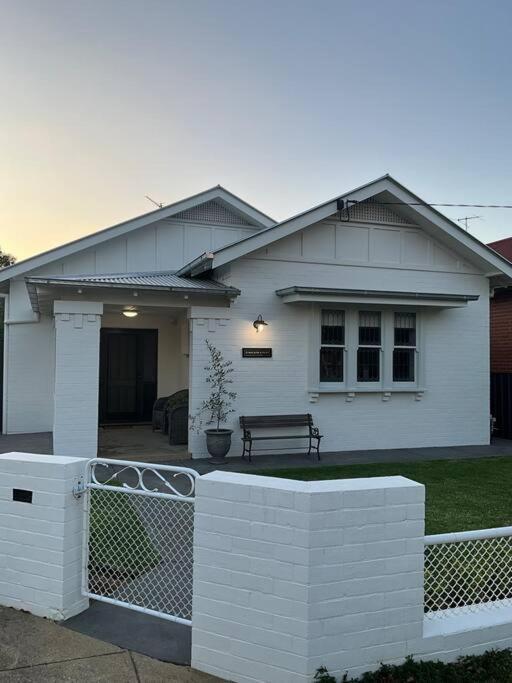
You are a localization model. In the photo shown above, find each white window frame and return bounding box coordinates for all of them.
[309,305,423,394]
[319,309,346,386]
[356,310,383,388]
[391,311,418,389]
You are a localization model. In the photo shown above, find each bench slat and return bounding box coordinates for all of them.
[240,413,313,428]
[249,434,323,441]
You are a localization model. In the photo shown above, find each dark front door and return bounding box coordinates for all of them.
[99,329,158,424]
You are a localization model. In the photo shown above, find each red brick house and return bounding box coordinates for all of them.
[489,237,512,373]
[488,237,512,436]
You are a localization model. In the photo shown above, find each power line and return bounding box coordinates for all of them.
[349,201,512,209]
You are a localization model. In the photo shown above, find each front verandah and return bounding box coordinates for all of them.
[49,298,232,459]
[98,424,189,462]
[21,270,238,458]
[52,299,192,458]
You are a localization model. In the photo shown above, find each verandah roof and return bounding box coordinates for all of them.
[25,271,240,314]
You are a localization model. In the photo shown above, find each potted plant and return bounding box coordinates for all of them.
[191,339,237,463]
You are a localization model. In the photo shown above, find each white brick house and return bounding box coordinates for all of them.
[1,175,511,458]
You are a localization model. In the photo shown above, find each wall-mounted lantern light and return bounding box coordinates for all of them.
[253,314,268,333]
[122,309,138,318]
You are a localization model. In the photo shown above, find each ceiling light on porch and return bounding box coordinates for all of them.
[253,314,268,333]
[123,309,138,318]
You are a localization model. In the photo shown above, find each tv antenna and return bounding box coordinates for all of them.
[457,215,482,231]
[145,195,164,209]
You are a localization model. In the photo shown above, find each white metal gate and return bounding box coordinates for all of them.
[82,458,198,625]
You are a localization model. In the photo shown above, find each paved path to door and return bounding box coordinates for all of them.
[0,605,221,682]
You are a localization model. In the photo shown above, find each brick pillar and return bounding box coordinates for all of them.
[53,301,103,457]
[191,471,425,682]
[188,306,232,459]
[0,452,88,620]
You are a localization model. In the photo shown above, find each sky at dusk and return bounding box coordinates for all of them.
[1,0,512,261]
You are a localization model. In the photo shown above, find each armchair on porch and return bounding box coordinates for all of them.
[152,396,171,432]
[166,389,189,445]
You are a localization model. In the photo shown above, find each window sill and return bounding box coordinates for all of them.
[308,387,426,403]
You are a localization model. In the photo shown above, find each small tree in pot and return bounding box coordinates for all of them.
[191,339,237,463]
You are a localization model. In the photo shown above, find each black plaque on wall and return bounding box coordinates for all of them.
[242,348,272,358]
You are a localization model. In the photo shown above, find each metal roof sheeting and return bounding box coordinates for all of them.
[26,270,239,293]
[25,271,240,313]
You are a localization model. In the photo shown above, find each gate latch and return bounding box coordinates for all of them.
[73,476,86,499]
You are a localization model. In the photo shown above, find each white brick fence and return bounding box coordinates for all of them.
[192,471,512,682]
[0,452,87,620]
[1,454,512,682]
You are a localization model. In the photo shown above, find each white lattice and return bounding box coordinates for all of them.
[339,199,414,226]
[424,528,512,619]
[83,459,197,624]
[174,199,252,225]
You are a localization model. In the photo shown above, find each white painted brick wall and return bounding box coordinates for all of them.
[0,452,88,620]
[191,471,425,683]
[188,258,490,458]
[53,301,103,457]
[4,318,55,434]
[192,471,512,681]
[4,225,491,457]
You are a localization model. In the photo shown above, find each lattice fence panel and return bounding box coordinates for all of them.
[424,535,512,618]
[174,199,252,225]
[87,488,194,622]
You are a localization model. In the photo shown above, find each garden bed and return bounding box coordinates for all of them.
[315,649,512,682]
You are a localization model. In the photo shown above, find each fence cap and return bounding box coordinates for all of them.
[0,452,87,465]
[200,471,422,492]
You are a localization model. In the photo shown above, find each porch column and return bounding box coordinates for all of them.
[188,306,232,459]
[53,301,103,457]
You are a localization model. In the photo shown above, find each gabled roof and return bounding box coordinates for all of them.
[0,186,275,283]
[177,175,512,280]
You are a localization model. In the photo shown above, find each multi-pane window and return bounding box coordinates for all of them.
[357,311,381,382]
[320,310,345,382]
[393,312,416,382]
[317,309,420,388]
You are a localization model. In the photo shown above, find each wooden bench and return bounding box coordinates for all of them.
[239,414,322,462]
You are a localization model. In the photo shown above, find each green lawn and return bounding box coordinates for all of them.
[255,456,512,534]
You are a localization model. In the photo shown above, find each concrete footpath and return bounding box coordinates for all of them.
[0,606,221,682]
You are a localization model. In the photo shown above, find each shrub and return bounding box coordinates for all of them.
[316,649,512,682]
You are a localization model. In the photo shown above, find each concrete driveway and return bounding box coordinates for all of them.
[0,606,221,682]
